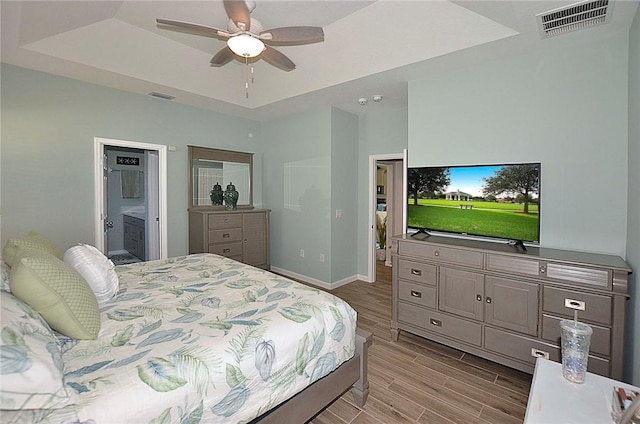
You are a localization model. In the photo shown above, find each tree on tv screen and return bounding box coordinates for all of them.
[407,167,451,205]
[482,164,539,213]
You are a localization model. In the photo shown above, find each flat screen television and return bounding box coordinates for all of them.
[407,163,541,244]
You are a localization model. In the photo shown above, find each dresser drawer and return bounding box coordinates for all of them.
[541,314,610,357]
[209,242,242,257]
[398,302,482,346]
[543,286,612,325]
[209,228,242,243]
[398,280,436,309]
[397,260,436,286]
[398,242,484,268]
[545,263,610,288]
[484,327,610,376]
[485,326,559,366]
[486,254,541,277]
[208,214,242,229]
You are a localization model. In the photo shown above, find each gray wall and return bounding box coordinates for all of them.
[626,7,640,386]
[262,108,333,282]
[0,64,262,256]
[356,108,408,276]
[330,108,359,283]
[262,107,359,285]
[408,32,629,257]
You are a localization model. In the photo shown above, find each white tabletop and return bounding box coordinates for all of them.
[524,358,640,424]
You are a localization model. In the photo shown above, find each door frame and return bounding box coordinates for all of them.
[367,150,406,282]
[93,137,168,259]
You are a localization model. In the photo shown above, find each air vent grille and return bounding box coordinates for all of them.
[148,92,175,100]
[537,0,612,38]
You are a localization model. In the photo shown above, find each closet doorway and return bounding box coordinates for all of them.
[368,151,406,282]
[93,137,168,262]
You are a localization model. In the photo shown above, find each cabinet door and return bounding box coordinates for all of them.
[485,276,539,336]
[438,268,484,321]
[243,212,267,266]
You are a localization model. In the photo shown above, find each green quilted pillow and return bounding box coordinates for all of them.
[2,232,63,267]
[9,249,100,339]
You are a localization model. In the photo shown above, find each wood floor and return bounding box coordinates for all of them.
[309,262,533,424]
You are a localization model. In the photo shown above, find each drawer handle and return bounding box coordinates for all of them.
[539,265,547,274]
[223,248,231,253]
[430,318,442,327]
[531,348,550,359]
[476,294,482,302]
[485,297,492,304]
[410,268,422,276]
[223,233,230,238]
[410,290,422,298]
[564,298,586,311]
[434,250,440,257]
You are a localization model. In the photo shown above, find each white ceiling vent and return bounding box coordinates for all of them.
[536,0,613,39]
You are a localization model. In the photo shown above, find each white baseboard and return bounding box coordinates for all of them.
[270,267,361,290]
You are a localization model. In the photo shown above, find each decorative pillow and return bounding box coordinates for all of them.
[2,232,63,267]
[9,249,100,340]
[0,258,10,292]
[64,244,119,306]
[0,291,73,410]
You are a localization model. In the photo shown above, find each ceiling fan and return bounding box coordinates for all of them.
[156,0,324,72]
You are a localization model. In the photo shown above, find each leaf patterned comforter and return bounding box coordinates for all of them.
[57,254,356,423]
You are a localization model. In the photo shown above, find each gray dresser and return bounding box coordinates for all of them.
[123,214,145,260]
[391,234,632,379]
[189,209,270,270]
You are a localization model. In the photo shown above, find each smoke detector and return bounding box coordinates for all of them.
[536,0,612,39]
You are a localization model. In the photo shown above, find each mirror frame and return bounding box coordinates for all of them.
[188,145,254,210]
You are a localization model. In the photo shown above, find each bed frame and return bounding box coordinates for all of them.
[254,328,372,423]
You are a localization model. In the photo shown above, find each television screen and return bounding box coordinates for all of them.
[407,163,540,243]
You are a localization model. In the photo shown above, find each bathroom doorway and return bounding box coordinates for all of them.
[368,151,406,282]
[94,137,168,262]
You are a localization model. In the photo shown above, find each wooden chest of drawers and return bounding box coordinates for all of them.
[189,209,270,270]
[391,234,631,380]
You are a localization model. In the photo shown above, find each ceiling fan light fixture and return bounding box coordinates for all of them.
[227,34,265,58]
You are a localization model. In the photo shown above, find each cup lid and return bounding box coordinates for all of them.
[559,319,593,335]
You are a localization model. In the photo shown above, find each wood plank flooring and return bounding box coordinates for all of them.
[310,262,533,424]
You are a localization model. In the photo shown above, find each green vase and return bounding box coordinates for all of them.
[224,182,239,210]
[210,182,223,205]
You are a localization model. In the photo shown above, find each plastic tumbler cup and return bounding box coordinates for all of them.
[560,319,593,384]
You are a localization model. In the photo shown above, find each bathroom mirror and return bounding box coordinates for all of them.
[188,146,253,210]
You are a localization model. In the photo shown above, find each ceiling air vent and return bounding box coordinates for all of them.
[148,92,175,100]
[536,0,612,39]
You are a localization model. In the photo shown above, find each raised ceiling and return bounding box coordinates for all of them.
[1,1,637,121]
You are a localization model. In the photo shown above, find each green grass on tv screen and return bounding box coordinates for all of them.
[408,200,539,242]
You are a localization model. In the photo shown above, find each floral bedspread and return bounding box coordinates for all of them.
[43,254,356,423]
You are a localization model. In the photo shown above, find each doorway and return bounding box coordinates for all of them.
[368,151,406,282]
[93,137,168,261]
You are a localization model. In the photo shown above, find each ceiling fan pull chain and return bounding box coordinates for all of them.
[251,65,255,84]
[245,57,250,99]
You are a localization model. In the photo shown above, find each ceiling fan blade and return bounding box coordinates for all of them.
[260,26,324,45]
[223,0,251,31]
[156,18,230,38]
[210,47,235,67]
[261,46,295,72]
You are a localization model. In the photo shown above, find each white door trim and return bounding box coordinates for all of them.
[367,151,406,282]
[94,137,168,259]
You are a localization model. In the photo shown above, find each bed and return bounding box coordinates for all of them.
[1,248,371,424]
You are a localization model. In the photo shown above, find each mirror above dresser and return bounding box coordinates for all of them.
[188,145,253,210]
[187,146,270,270]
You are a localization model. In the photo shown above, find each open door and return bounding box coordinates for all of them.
[368,151,406,282]
[94,137,168,259]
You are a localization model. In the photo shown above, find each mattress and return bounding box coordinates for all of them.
[33,254,356,423]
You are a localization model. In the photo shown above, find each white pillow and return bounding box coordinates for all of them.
[63,244,118,306]
[1,257,10,292]
[0,291,74,410]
